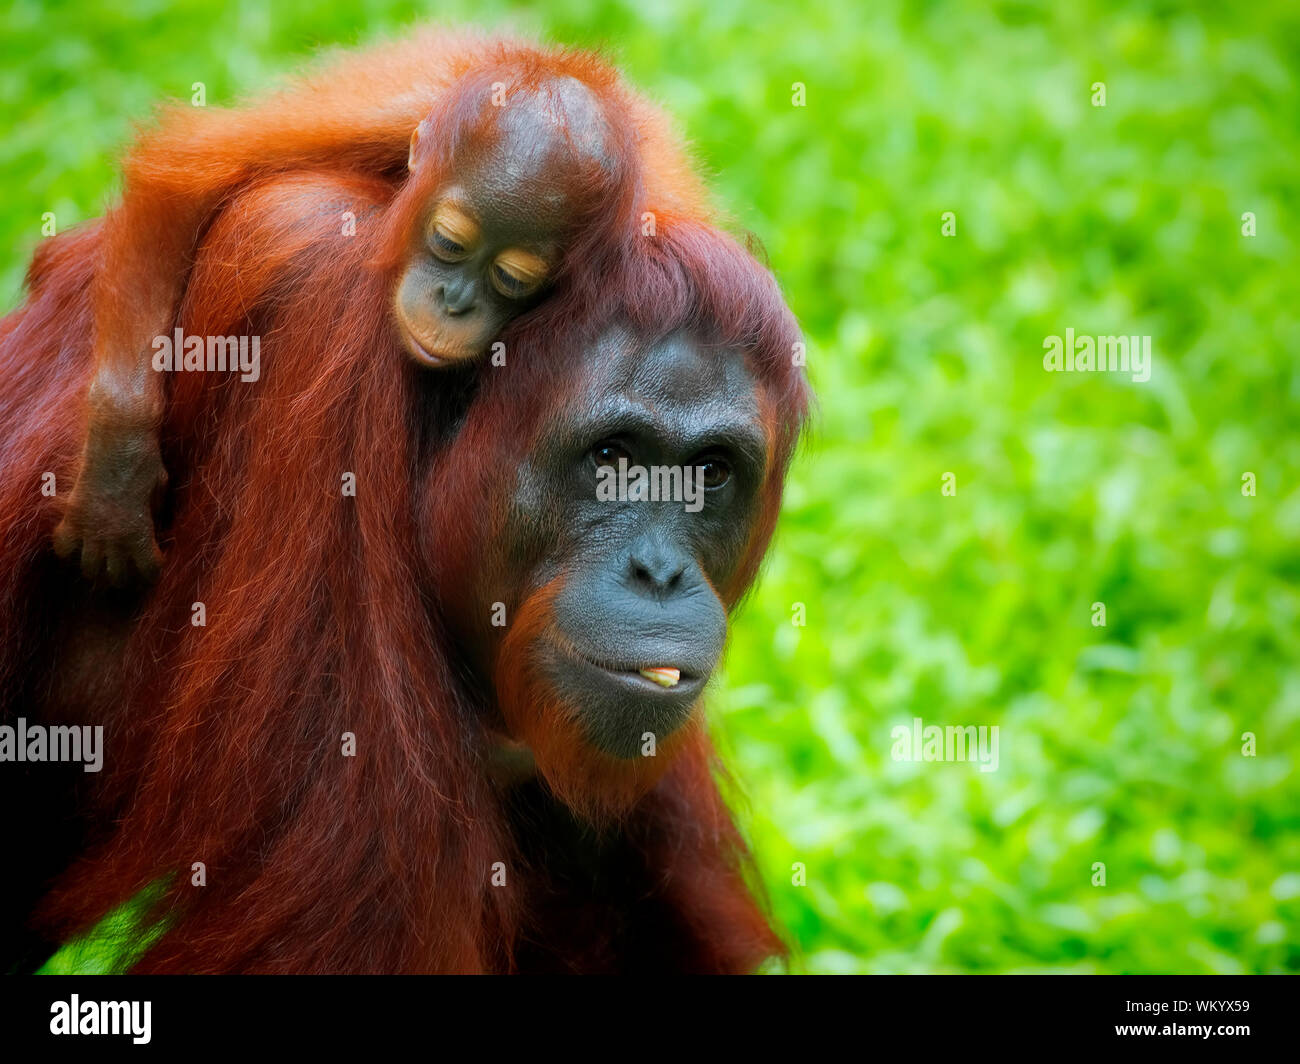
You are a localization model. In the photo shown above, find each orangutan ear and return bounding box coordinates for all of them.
[408,124,422,172]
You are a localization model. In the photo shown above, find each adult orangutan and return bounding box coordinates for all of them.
[0,60,807,977]
[51,30,708,586]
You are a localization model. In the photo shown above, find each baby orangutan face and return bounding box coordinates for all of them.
[395,81,609,367]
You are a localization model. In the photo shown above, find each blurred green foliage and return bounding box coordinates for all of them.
[3,0,1297,974]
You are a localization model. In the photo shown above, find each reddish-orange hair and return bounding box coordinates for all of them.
[0,36,806,974]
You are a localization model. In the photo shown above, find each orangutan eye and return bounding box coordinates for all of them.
[696,456,732,489]
[428,203,478,262]
[431,230,467,260]
[490,250,550,300]
[591,440,632,469]
[491,263,532,298]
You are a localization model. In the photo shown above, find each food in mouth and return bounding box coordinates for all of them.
[638,666,681,688]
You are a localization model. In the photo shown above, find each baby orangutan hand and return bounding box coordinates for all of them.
[53,416,167,587]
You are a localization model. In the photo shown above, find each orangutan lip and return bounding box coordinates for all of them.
[611,665,702,695]
[401,325,450,367]
[561,646,702,694]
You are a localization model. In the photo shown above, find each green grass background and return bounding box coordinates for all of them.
[3,0,1297,973]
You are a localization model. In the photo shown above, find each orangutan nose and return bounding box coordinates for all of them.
[440,277,477,315]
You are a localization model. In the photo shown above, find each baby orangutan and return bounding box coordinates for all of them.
[395,75,613,366]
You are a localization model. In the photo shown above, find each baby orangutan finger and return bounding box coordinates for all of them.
[136,538,164,583]
[52,517,79,559]
[104,547,127,589]
[79,538,105,582]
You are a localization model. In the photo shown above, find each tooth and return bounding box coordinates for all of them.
[639,667,680,688]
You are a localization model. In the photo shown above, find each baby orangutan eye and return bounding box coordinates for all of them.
[490,249,550,300]
[428,203,478,262]
[431,230,467,259]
